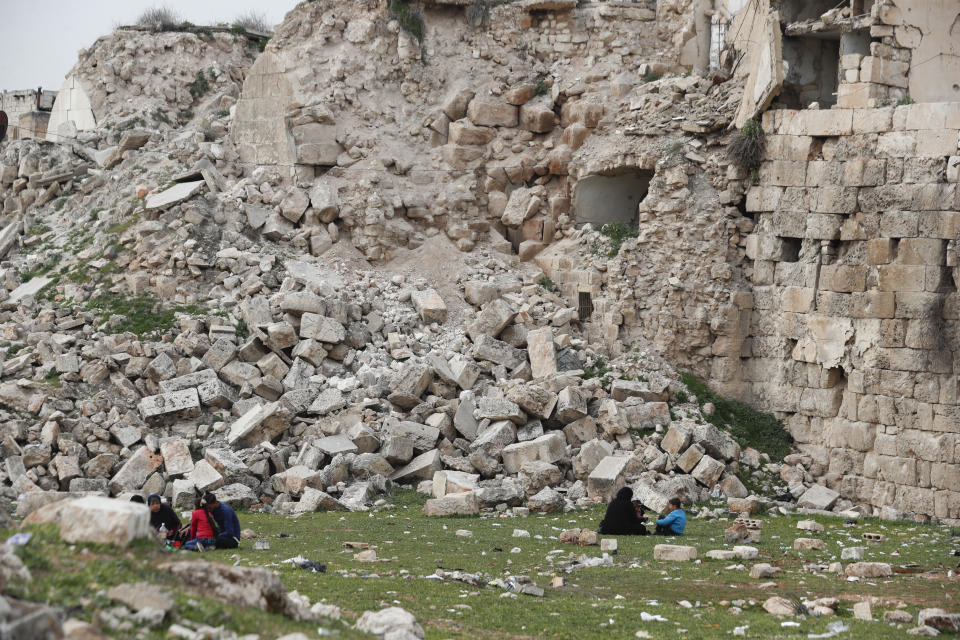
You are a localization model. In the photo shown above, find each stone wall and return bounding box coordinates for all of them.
[0,90,54,140]
[736,102,960,520]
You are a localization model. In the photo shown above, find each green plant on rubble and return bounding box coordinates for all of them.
[727,117,766,173]
[680,371,793,461]
[599,221,638,258]
[86,294,205,338]
[389,0,424,44]
[187,70,211,101]
[536,276,556,292]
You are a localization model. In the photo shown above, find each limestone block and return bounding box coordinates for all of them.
[555,386,589,423]
[691,455,724,487]
[189,460,224,493]
[424,491,479,516]
[448,120,494,145]
[794,537,826,551]
[466,97,518,127]
[315,434,358,457]
[386,421,441,453]
[309,388,346,415]
[449,357,480,390]
[387,364,434,408]
[878,265,926,291]
[505,383,557,419]
[674,442,704,474]
[526,327,557,378]
[432,470,479,497]
[519,104,556,133]
[468,298,516,340]
[58,497,153,547]
[573,438,614,479]
[719,475,749,498]
[586,455,630,501]
[476,397,526,424]
[392,449,443,482]
[411,289,447,323]
[473,334,525,369]
[160,439,194,477]
[138,389,200,421]
[653,544,697,561]
[660,426,691,455]
[789,109,853,136]
[797,484,840,510]
[845,562,892,578]
[108,446,163,494]
[442,88,475,121]
[226,402,289,447]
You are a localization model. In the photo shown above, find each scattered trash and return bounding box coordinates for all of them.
[781,621,801,627]
[253,540,270,550]
[283,555,326,573]
[640,612,667,622]
[733,625,749,636]
[5,533,32,546]
[808,621,849,638]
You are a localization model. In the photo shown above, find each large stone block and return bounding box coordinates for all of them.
[653,544,697,561]
[108,446,163,494]
[159,439,194,477]
[467,97,518,127]
[691,455,725,487]
[138,389,201,421]
[555,386,589,423]
[391,449,443,482]
[586,455,630,501]
[526,327,557,378]
[58,497,153,547]
[226,402,290,447]
[411,289,447,323]
[472,334,525,369]
[387,363,434,408]
[797,483,840,510]
[425,491,479,516]
[468,299,516,340]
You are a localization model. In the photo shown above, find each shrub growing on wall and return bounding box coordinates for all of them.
[727,117,766,173]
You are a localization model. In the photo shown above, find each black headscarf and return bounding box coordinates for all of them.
[598,487,649,535]
[147,494,182,533]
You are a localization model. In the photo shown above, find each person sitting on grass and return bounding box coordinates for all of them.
[598,487,649,535]
[147,494,181,541]
[204,492,241,549]
[183,497,218,552]
[655,498,686,536]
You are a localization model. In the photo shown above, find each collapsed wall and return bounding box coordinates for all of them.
[46,27,256,142]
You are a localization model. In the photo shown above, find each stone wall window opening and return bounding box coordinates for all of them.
[572,168,654,229]
[578,291,594,322]
[778,34,841,109]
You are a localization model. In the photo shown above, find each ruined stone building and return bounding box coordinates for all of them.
[0,88,56,141]
[0,0,959,523]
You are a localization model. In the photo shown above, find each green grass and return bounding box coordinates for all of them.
[680,372,793,461]
[597,221,638,258]
[86,294,206,338]
[3,525,337,640]
[6,492,956,640]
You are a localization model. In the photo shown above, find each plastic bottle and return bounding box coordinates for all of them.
[158,523,167,541]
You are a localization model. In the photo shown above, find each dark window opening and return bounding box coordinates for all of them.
[776,35,841,109]
[572,169,654,229]
[578,292,593,322]
[781,237,802,262]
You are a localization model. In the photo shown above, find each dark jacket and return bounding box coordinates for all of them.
[210,502,240,541]
[598,487,649,535]
[148,496,182,535]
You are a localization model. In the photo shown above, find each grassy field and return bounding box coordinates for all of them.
[4,490,959,639]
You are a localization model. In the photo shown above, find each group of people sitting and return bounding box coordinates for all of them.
[598,487,686,536]
[131,492,241,551]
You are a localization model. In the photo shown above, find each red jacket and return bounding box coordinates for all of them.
[190,509,216,540]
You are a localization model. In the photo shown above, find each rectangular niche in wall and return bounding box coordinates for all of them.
[572,169,654,229]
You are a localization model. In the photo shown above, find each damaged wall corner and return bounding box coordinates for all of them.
[729,0,784,128]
